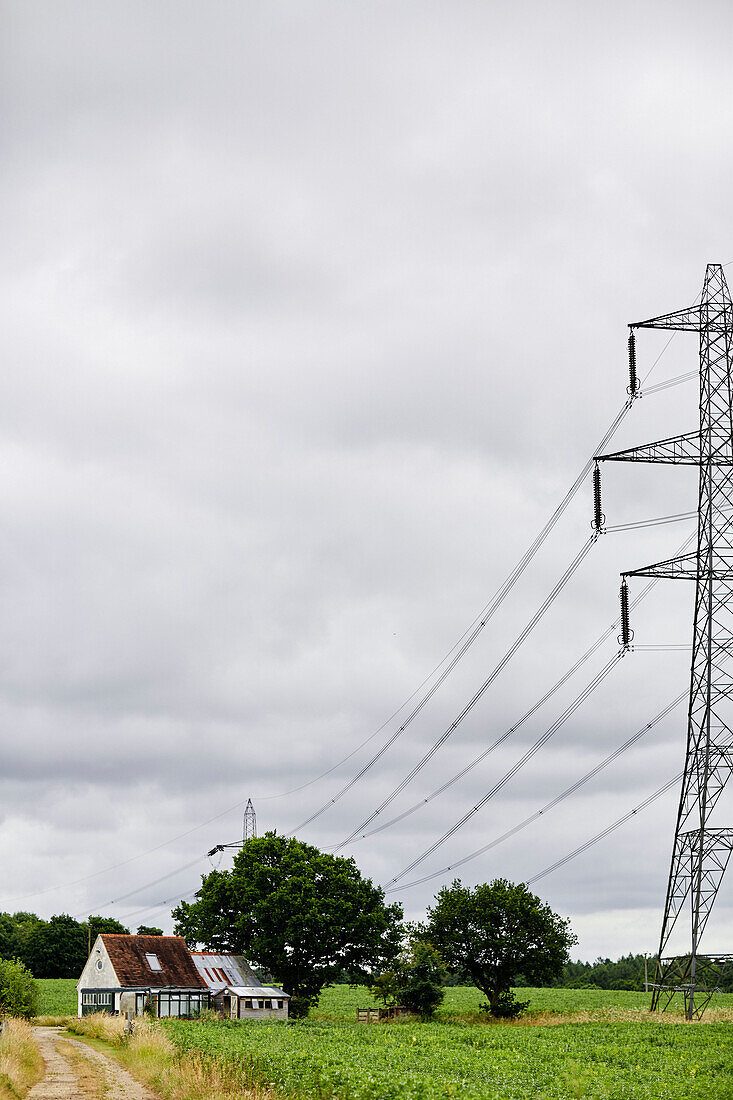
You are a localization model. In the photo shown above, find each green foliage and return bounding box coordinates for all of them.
[136,925,163,936]
[370,936,447,1019]
[0,912,129,979]
[557,952,654,991]
[24,914,88,979]
[173,831,403,1017]
[87,916,129,941]
[162,985,733,1100]
[0,958,40,1018]
[426,879,576,1018]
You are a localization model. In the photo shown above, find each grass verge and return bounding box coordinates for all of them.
[66,1013,276,1100]
[0,1018,44,1100]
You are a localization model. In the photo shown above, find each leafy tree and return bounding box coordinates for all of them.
[0,958,39,1018]
[25,915,88,979]
[426,879,576,1018]
[86,916,130,944]
[173,832,403,1017]
[370,934,447,1019]
[136,926,163,936]
[8,913,43,970]
[0,915,18,961]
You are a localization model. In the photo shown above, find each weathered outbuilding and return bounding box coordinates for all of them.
[190,952,289,1019]
[77,934,210,1018]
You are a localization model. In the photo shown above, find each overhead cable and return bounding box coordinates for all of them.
[352,575,661,844]
[293,403,639,833]
[334,533,599,849]
[388,691,686,891]
[525,773,684,886]
[385,648,625,887]
[72,854,206,921]
[642,370,697,396]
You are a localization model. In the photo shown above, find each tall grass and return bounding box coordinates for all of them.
[67,1014,275,1100]
[0,1018,43,1100]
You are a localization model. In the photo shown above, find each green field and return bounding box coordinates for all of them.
[37,978,77,1016]
[164,986,733,1100]
[41,980,733,1098]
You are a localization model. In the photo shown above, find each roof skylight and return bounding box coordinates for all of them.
[145,953,162,971]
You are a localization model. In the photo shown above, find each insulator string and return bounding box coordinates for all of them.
[628,329,639,395]
[351,573,663,845]
[619,578,632,649]
[592,464,605,531]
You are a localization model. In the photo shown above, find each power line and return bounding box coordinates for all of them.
[334,533,599,849]
[389,691,686,891]
[292,402,639,834]
[350,574,661,844]
[1,796,255,906]
[525,773,683,887]
[361,526,695,850]
[72,854,206,921]
[386,648,625,887]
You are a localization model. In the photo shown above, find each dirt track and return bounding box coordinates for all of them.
[28,1027,159,1100]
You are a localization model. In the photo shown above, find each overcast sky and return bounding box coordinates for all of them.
[2,0,733,962]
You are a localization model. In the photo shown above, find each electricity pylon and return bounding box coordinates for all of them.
[243,798,257,843]
[597,263,733,1019]
[206,798,257,858]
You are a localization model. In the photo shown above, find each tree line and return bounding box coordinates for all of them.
[0,913,163,978]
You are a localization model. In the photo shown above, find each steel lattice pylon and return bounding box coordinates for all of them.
[243,798,257,844]
[598,263,733,1019]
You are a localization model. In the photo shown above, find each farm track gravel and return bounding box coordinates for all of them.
[28,1027,160,1100]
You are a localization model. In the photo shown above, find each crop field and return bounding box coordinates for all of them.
[163,986,733,1100]
[37,978,77,1017]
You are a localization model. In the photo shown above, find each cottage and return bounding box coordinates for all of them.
[77,934,210,1018]
[190,951,289,1019]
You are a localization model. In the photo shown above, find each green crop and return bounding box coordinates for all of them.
[163,986,733,1099]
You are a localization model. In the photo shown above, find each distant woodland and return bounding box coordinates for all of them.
[0,913,161,978]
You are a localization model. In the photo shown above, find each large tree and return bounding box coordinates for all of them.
[173,832,403,1016]
[25,915,88,978]
[426,879,576,1018]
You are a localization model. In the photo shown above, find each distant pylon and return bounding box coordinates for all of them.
[598,263,733,1019]
[243,798,257,844]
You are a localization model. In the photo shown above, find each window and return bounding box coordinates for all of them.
[96,960,103,971]
[156,992,208,1019]
[251,999,259,1010]
[145,953,162,972]
[272,1000,280,1009]
[82,993,112,1006]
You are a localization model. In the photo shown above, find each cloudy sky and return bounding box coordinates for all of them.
[2,0,733,962]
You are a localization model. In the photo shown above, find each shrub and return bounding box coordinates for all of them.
[0,958,40,1018]
[371,937,448,1019]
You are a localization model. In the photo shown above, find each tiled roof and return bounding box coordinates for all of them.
[101,935,207,989]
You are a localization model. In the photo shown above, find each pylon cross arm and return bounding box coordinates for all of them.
[598,431,733,466]
[632,304,702,331]
[623,553,701,581]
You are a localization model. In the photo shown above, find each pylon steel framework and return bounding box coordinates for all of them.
[243,798,257,844]
[597,263,733,1019]
[206,797,257,858]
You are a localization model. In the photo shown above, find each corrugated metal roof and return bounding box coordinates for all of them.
[225,986,290,998]
[190,952,262,989]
